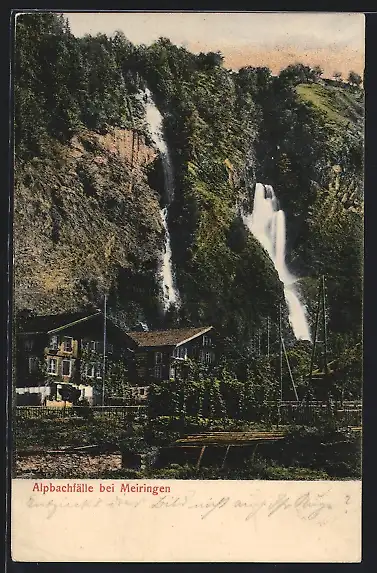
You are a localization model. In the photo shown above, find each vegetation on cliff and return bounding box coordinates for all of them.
[14,14,363,387]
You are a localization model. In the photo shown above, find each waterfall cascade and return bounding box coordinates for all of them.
[140,88,180,311]
[242,182,311,341]
[160,206,179,309]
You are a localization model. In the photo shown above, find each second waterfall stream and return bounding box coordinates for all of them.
[141,88,180,311]
[242,183,311,341]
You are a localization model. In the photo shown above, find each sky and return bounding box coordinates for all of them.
[65,12,365,77]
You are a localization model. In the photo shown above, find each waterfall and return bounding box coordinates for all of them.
[140,87,180,311]
[242,182,311,341]
[160,206,179,308]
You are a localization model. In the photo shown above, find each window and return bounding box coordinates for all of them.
[84,363,95,378]
[203,335,211,347]
[200,351,213,365]
[90,341,102,353]
[47,357,58,375]
[154,365,163,379]
[24,338,34,351]
[84,363,101,379]
[139,388,145,396]
[49,335,58,350]
[28,357,38,373]
[62,359,72,377]
[169,366,176,380]
[155,352,162,364]
[63,337,73,352]
[173,346,187,359]
[204,351,212,365]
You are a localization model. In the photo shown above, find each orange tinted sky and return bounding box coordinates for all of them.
[65,12,365,77]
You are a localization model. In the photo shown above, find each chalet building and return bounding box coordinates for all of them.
[124,326,216,394]
[15,311,133,406]
[15,311,216,406]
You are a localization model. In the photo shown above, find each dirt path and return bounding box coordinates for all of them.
[14,453,122,478]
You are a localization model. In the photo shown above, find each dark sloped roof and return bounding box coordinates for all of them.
[126,326,213,348]
[18,312,101,334]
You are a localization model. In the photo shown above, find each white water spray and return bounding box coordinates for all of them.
[140,88,180,311]
[160,206,179,309]
[242,183,311,341]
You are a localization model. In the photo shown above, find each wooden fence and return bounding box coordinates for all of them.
[15,405,147,422]
[14,401,362,427]
[258,402,362,427]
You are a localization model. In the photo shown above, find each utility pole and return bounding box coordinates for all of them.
[307,278,322,401]
[322,275,328,375]
[102,294,107,407]
[277,303,283,427]
[321,275,332,410]
[282,337,299,401]
[279,304,283,403]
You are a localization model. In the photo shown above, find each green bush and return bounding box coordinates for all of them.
[270,425,361,478]
[14,416,132,451]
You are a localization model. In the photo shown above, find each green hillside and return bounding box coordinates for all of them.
[296,82,364,129]
[13,14,363,372]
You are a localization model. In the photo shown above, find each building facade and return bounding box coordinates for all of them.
[124,326,216,391]
[15,311,132,405]
[15,312,217,405]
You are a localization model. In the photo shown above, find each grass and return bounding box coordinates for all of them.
[14,415,283,451]
[296,83,363,128]
[13,417,361,480]
[14,455,333,481]
[14,417,132,451]
[99,462,332,481]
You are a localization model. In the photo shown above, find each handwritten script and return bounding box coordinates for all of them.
[24,488,354,526]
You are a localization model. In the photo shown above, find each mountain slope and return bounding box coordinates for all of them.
[14,128,164,324]
[13,14,363,353]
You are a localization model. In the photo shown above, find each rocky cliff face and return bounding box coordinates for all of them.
[14,118,283,343]
[14,128,164,324]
